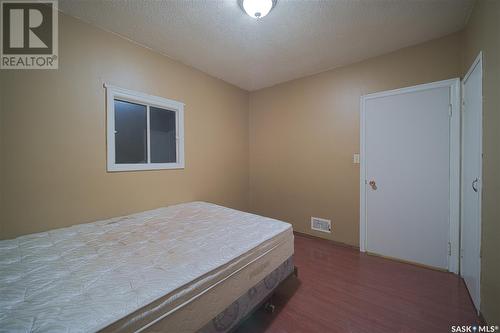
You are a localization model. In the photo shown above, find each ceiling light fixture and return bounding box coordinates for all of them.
[241,0,276,19]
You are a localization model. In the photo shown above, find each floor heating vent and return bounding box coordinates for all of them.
[311,217,331,233]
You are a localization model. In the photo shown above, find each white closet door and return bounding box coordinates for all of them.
[461,54,482,312]
[363,85,451,270]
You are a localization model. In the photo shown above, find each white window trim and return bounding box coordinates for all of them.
[105,84,185,172]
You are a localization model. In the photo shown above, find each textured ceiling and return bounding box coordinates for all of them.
[58,0,474,91]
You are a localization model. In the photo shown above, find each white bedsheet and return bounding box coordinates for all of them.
[0,202,292,333]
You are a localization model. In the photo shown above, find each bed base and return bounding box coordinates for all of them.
[247,264,297,316]
[263,265,298,313]
[199,258,297,333]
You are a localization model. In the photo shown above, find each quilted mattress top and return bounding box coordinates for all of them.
[0,202,292,332]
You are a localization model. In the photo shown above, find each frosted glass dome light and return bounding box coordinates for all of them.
[242,0,274,19]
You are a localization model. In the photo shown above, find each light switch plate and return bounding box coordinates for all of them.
[353,153,360,164]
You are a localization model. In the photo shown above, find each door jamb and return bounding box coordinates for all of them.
[359,78,461,274]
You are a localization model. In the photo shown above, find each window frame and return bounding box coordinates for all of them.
[105,84,185,172]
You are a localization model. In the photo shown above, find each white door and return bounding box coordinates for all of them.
[461,53,482,312]
[361,80,459,271]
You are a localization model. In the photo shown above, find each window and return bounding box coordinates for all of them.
[105,85,184,171]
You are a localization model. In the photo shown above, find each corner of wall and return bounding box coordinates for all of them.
[246,91,252,211]
[0,74,3,237]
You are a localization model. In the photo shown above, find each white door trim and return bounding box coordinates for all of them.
[461,51,482,311]
[359,78,461,274]
[464,51,483,82]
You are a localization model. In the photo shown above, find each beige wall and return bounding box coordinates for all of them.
[249,33,463,246]
[463,0,500,324]
[0,13,250,239]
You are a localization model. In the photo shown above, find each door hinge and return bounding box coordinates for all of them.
[448,242,452,256]
[448,104,453,117]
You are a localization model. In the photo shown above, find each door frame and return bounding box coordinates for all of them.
[359,78,461,273]
[461,51,483,311]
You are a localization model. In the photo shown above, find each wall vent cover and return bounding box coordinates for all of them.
[311,217,331,233]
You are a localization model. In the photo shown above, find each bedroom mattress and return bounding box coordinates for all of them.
[0,202,293,333]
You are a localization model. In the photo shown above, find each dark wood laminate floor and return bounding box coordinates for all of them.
[236,234,480,333]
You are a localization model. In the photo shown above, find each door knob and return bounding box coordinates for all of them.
[472,178,479,193]
[369,180,377,190]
